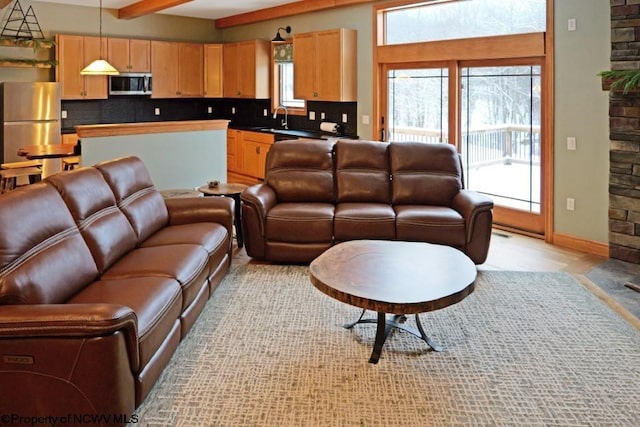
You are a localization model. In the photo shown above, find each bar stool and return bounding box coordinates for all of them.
[0,166,43,194]
[1,160,43,170]
[62,156,80,170]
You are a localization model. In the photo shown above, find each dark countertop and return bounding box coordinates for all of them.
[230,125,356,141]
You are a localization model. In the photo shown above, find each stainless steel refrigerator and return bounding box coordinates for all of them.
[0,82,61,177]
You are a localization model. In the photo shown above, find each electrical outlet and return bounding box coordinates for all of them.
[342,113,348,123]
[309,111,316,120]
[321,112,326,120]
[568,18,576,31]
[362,115,370,125]
[566,198,575,211]
[231,107,236,114]
[207,107,213,114]
[567,137,576,150]
[61,110,68,119]
[263,109,268,117]
[154,108,160,116]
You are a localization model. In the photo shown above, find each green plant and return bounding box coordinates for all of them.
[599,69,640,94]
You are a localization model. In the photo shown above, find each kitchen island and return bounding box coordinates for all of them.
[76,120,228,190]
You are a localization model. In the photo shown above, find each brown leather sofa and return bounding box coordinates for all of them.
[0,156,233,424]
[241,139,494,264]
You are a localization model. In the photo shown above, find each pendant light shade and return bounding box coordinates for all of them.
[81,0,119,76]
[81,59,120,75]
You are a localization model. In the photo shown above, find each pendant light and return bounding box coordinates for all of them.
[81,0,119,75]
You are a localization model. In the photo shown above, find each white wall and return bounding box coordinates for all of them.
[553,0,610,243]
[81,129,226,190]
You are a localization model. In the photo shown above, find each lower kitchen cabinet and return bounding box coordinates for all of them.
[226,129,274,184]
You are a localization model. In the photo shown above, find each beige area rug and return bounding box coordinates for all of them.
[133,265,640,426]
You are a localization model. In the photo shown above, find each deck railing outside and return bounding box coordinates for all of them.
[388,124,541,168]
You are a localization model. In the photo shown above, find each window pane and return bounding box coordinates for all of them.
[279,62,304,108]
[461,65,541,213]
[385,0,546,45]
[387,68,448,143]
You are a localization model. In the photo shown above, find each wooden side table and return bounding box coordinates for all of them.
[197,183,248,248]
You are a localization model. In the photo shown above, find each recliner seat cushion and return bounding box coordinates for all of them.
[395,205,466,248]
[0,183,98,304]
[334,203,396,241]
[266,203,334,243]
[101,244,209,310]
[140,223,229,278]
[68,277,182,369]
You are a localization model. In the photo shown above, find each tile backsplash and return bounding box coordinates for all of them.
[61,97,358,138]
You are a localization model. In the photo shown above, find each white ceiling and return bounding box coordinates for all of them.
[33,0,296,20]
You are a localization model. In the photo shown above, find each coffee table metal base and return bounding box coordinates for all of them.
[344,309,443,364]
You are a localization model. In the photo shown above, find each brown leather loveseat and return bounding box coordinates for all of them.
[0,156,233,423]
[241,139,493,264]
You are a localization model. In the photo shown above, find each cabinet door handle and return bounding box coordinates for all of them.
[256,146,260,154]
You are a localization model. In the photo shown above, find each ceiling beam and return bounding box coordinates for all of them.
[215,0,375,29]
[118,0,194,20]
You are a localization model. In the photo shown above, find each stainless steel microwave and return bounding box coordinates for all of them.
[109,73,152,95]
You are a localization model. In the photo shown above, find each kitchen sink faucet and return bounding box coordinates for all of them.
[273,105,288,129]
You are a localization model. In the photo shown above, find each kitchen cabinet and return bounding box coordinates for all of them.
[227,129,242,175]
[151,41,203,98]
[223,40,269,99]
[107,38,151,72]
[204,44,223,98]
[226,129,274,184]
[293,28,357,102]
[55,34,108,100]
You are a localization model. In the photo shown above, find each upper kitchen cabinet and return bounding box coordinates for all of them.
[204,44,223,98]
[55,34,108,100]
[151,41,203,98]
[107,38,151,72]
[293,28,357,102]
[223,40,269,99]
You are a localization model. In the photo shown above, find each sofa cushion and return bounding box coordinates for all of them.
[334,203,396,241]
[101,245,209,310]
[265,140,336,203]
[140,223,229,278]
[395,205,466,248]
[68,277,182,370]
[95,156,169,243]
[46,168,138,273]
[390,142,463,206]
[0,183,99,305]
[335,140,391,204]
[266,203,334,243]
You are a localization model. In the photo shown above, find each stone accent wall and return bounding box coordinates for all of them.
[609,1,640,264]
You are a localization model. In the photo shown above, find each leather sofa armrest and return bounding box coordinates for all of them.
[451,190,494,264]
[165,197,234,235]
[452,190,494,241]
[0,304,140,373]
[240,184,277,235]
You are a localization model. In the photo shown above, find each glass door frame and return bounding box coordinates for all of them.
[378,57,549,235]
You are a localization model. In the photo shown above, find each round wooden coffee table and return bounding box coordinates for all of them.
[309,240,477,363]
[197,183,248,248]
